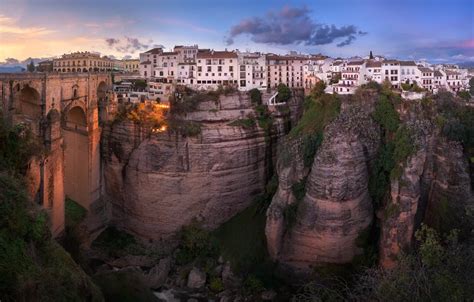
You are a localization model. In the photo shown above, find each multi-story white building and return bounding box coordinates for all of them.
[341,60,365,86]
[364,61,383,83]
[195,50,239,89]
[53,51,113,73]
[382,60,401,88]
[174,45,199,63]
[266,55,305,88]
[237,52,267,90]
[418,67,434,90]
[139,47,163,78]
[154,52,178,83]
[445,70,464,92]
[399,61,419,84]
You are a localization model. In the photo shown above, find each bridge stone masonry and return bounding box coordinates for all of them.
[0,72,113,237]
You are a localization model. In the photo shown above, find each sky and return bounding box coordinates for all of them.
[0,0,473,65]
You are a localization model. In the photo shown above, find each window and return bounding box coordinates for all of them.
[229,66,233,72]
[206,59,211,65]
[198,66,202,72]
[218,66,222,72]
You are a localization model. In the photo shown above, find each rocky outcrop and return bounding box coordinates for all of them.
[379,123,474,268]
[266,105,381,271]
[102,92,300,240]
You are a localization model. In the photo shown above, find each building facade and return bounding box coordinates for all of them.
[53,52,113,73]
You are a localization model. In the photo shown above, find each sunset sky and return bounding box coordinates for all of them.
[0,0,473,64]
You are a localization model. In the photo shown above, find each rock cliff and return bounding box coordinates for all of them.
[266,104,381,271]
[102,92,300,240]
[379,121,474,268]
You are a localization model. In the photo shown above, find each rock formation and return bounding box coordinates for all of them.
[266,104,381,271]
[102,92,301,240]
[379,122,474,268]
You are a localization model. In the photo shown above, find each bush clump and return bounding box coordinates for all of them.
[175,222,219,265]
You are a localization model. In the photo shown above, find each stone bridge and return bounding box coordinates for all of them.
[0,73,113,236]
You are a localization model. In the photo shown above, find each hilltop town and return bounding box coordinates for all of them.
[38,46,473,104]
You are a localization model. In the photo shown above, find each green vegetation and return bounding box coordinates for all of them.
[309,81,326,99]
[92,227,139,258]
[401,82,425,92]
[293,225,474,301]
[209,277,225,293]
[65,197,87,228]
[289,93,340,138]
[301,132,323,167]
[249,88,262,105]
[243,274,265,295]
[372,95,400,132]
[175,222,219,265]
[168,119,202,137]
[228,116,256,129]
[0,115,103,301]
[469,77,474,95]
[0,119,43,173]
[276,83,291,103]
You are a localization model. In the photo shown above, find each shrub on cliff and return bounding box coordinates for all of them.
[249,88,262,105]
[293,225,474,302]
[276,83,292,103]
[0,173,103,301]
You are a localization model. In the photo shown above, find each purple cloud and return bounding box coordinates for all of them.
[226,6,366,47]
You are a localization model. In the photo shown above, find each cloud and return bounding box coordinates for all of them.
[225,6,366,47]
[0,14,55,36]
[104,36,151,53]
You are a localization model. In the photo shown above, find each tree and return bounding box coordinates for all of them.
[276,83,291,103]
[27,60,35,72]
[310,81,326,99]
[369,50,374,60]
[469,77,474,95]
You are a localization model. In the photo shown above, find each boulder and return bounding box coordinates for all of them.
[142,257,171,288]
[187,267,206,289]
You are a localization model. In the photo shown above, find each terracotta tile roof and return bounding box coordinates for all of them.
[197,51,237,59]
[347,60,364,66]
[366,61,382,68]
[266,54,306,61]
[383,60,400,64]
[160,52,178,56]
[140,61,151,65]
[399,61,417,66]
[418,67,433,73]
[434,70,443,77]
[145,48,163,54]
[445,70,460,76]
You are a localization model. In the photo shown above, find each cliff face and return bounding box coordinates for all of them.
[266,105,381,270]
[102,92,299,240]
[379,124,474,268]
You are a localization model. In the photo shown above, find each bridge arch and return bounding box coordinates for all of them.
[16,85,42,134]
[63,105,90,209]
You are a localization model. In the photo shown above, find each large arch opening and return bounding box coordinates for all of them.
[17,85,42,134]
[63,106,90,209]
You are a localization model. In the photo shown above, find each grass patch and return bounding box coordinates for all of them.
[228,117,256,129]
[92,227,138,258]
[65,197,87,228]
[289,93,340,138]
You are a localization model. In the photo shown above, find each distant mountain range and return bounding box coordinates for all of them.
[0,66,26,73]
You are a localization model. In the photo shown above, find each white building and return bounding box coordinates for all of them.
[174,45,199,63]
[364,61,383,83]
[139,47,163,78]
[382,60,401,88]
[266,55,305,88]
[237,52,267,90]
[195,50,239,89]
[399,61,419,84]
[418,67,434,91]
